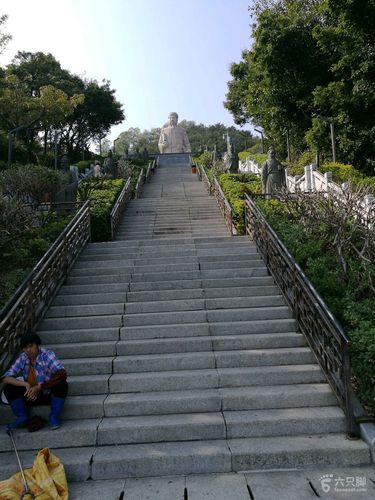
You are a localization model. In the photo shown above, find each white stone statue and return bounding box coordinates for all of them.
[158,112,191,154]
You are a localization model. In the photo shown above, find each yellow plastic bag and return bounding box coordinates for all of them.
[0,448,68,499]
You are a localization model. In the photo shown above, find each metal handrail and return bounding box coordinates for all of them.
[110,177,131,240]
[145,160,156,182]
[245,194,356,435]
[0,201,91,373]
[197,164,212,194]
[135,168,145,199]
[213,176,235,235]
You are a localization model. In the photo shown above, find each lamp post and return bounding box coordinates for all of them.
[316,115,337,163]
[254,127,265,153]
[53,130,60,169]
[7,125,28,165]
[113,138,120,155]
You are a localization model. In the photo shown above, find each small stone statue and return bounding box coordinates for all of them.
[103,150,115,177]
[261,146,286,196]
[158,112,191,154]
[223,135,238,173]
[59,154,70,172]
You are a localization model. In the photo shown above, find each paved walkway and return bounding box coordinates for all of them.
[69,467,375,499]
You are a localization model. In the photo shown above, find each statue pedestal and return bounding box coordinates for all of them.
[157,153,191,167]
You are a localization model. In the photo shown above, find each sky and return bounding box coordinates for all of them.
[0,0,254,143]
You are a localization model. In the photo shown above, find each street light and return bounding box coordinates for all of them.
[315,115,337,163]
[113,137,120,155]
[254,127,265,153]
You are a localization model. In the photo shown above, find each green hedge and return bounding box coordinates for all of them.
[255,198,375,414]
[218,173,262,234]
[0,213,71,308]
[87,179,125,242]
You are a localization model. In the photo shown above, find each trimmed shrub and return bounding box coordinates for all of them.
[218,173,262,233]
[320,162,363,184]
[84,179,125,242]
[255,198,375,413]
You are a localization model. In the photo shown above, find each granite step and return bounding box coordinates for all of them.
[89,434,370,479]
[103,383,337,418]
[116,332,304,356]
[109,364,325,393]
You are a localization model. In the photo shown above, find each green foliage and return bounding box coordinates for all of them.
[0,211,71,307]
[0,164,67,207]
[0,198,36,256]
[225,0,375,173]
[255,197,375,413]
[75,160,93,174]
[248,153,267,166]
[218,173,262,233]
[0,51,123,164]
[195,151,214,169]
[319,162,363,184]
[287,150,316,176]
[238,150,252,162]
[83,179,125,242]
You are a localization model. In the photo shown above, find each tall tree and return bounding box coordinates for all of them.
[3,52,125,161]
[225,0,375,171]
[0,14,11,55]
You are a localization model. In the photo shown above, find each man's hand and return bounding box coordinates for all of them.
[25,384,41,402]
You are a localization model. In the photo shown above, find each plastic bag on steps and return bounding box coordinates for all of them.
[0,447,68,499]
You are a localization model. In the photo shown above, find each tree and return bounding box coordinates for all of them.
[2,52,125,162]
[225,0,375,172]
[60,78,124,159]
[0,14,11,55]
[0,73,84,162]
[114,122,255,157]
[311,0,375,173]
[225,0,331,156]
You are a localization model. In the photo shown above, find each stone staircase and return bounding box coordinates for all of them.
[0,161,371,482]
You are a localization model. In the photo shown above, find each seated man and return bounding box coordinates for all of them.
[2,332,68,430]
[158,112,191,154]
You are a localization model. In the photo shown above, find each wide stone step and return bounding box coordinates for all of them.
[121,318,297,341]
[90,434,370,479]
[125,284,279,303]
[62,357,113,375]
[123,306,292,327]
[109,364,324,393]
[47,341,117,358]
[209,318,297,335]
[53,291,126,306]
[127,288,205,302]
[128,276,275,292]
[116,332,304,356]
[97,413,226,445]
[0,419,100,452]
[46,303,124,318]
[73,258,135,270]
[65,274,130,286]
[59,283,129,295]
[124,295,285,315]
[39,314,122,331]
[224,406,346,438]
[104,389,222,417]
[69,266,133,277]
[103,383,336,418]
[229,434,371,471]
[91,440,231,479]
[113,352,215,373]
[68,375,109,395]
[38,327,119,344]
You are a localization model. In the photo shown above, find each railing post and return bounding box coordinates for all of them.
[342,346,357,437]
